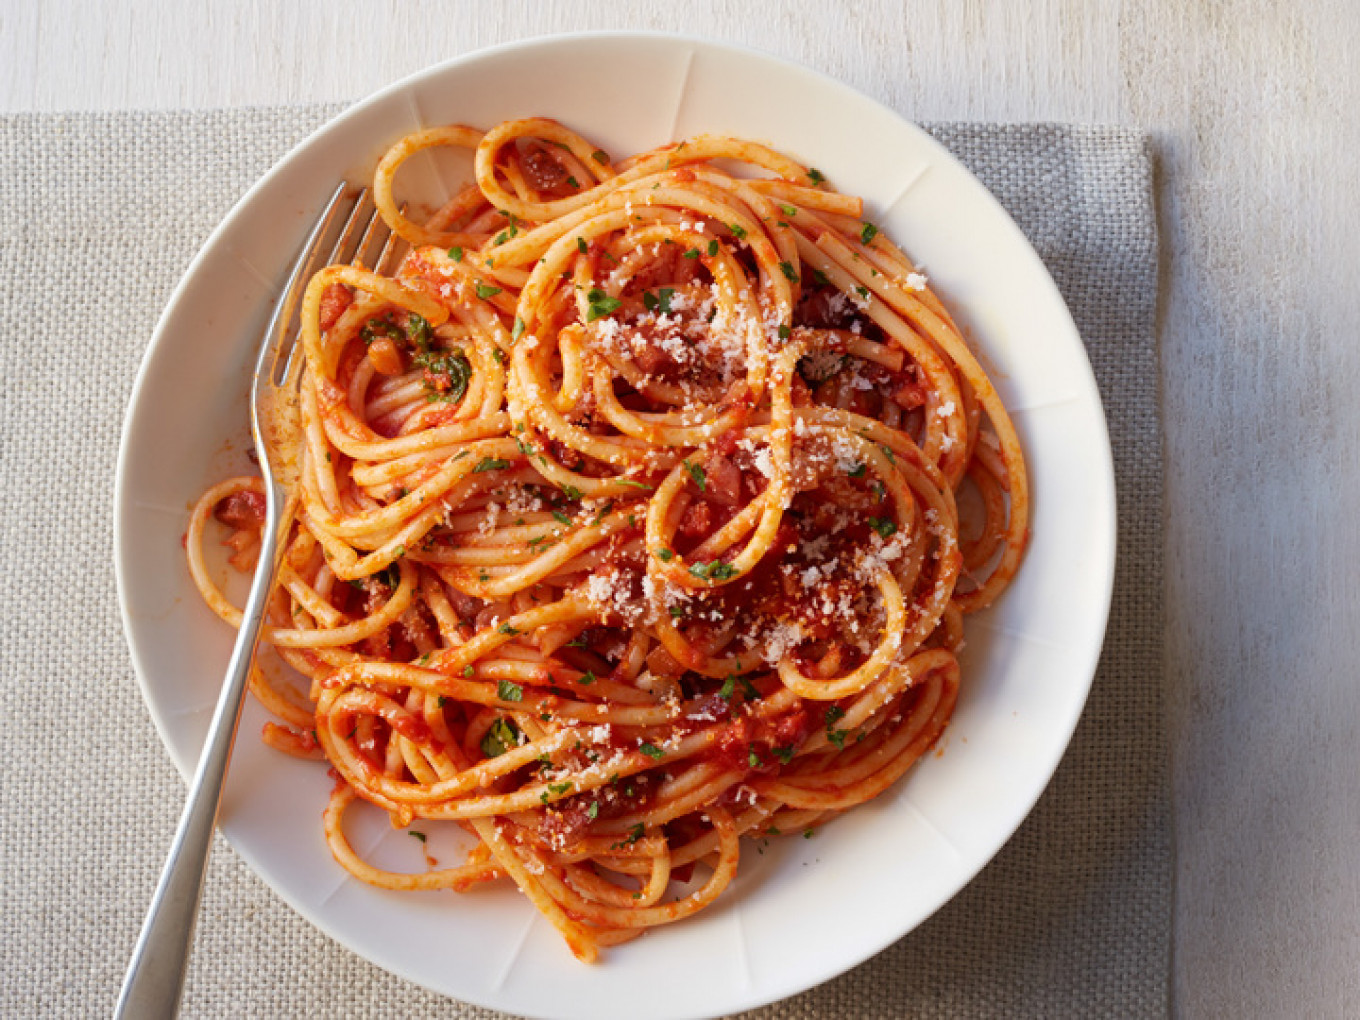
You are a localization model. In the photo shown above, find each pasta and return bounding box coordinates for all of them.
[186,117,1028,961]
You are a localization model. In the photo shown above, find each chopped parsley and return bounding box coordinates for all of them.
[868,516,897,538]
[409,830,427,843]
[707,239,719,257]
[590,500,614,526]
[552,510,572,525]
[448,246,463,261]
[689,560,737,581]
[578,670,596,686]
[480,717,520,757]
[359,316,401,347]
[413,348,472,402]
[849,462,867,478]
[780,204,797,216]
[777,324,791,340]
[682,247,701,260]
[825,705,847,748]
[497,679,524,702]
[860,222,879,245]
[729,223,747,240]
[808,167,826,185]
[576,236,588,254]
[472,456,511,473]
[655,548,675,562]
[682,459,706,491]
[779,261,798,282]
[497,622,521,635]
[718,676,736,700]
[642,287,675,314]
[586,287,622,322]
[591,149,609,164]
[511,316,525,341]
[474,281,502,300]
[639,742,665,760]
[406,313,432,350]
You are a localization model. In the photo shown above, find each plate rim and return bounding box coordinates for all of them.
[114,29,1117,1019]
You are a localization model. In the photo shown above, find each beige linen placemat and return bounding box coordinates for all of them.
[0,107,1165,1018]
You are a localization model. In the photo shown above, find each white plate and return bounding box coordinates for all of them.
[115,32,1115,1020]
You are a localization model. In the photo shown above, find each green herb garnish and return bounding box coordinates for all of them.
[586,287,622,322]
[682,459,706,491]
[689,560,737,581]
[481,718,520,757]
[413,349,472,403]
[642,287,675,314]
[868,516,897,538]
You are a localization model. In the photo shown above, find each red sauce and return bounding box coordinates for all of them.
[214,489,266,530]
[704,451,742,505]
[677,500,714,537]
[517,140,576,197]
[318,282,353,332]
[705,703,812,775]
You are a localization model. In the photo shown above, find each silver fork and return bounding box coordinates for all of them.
[116,185,395,1019]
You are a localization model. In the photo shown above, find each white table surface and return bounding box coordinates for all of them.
[7,2,1358,1016]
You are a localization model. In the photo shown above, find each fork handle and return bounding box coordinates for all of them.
[115,518,283,1019]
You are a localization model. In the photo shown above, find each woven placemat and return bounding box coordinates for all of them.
[0,107,1165,1019]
